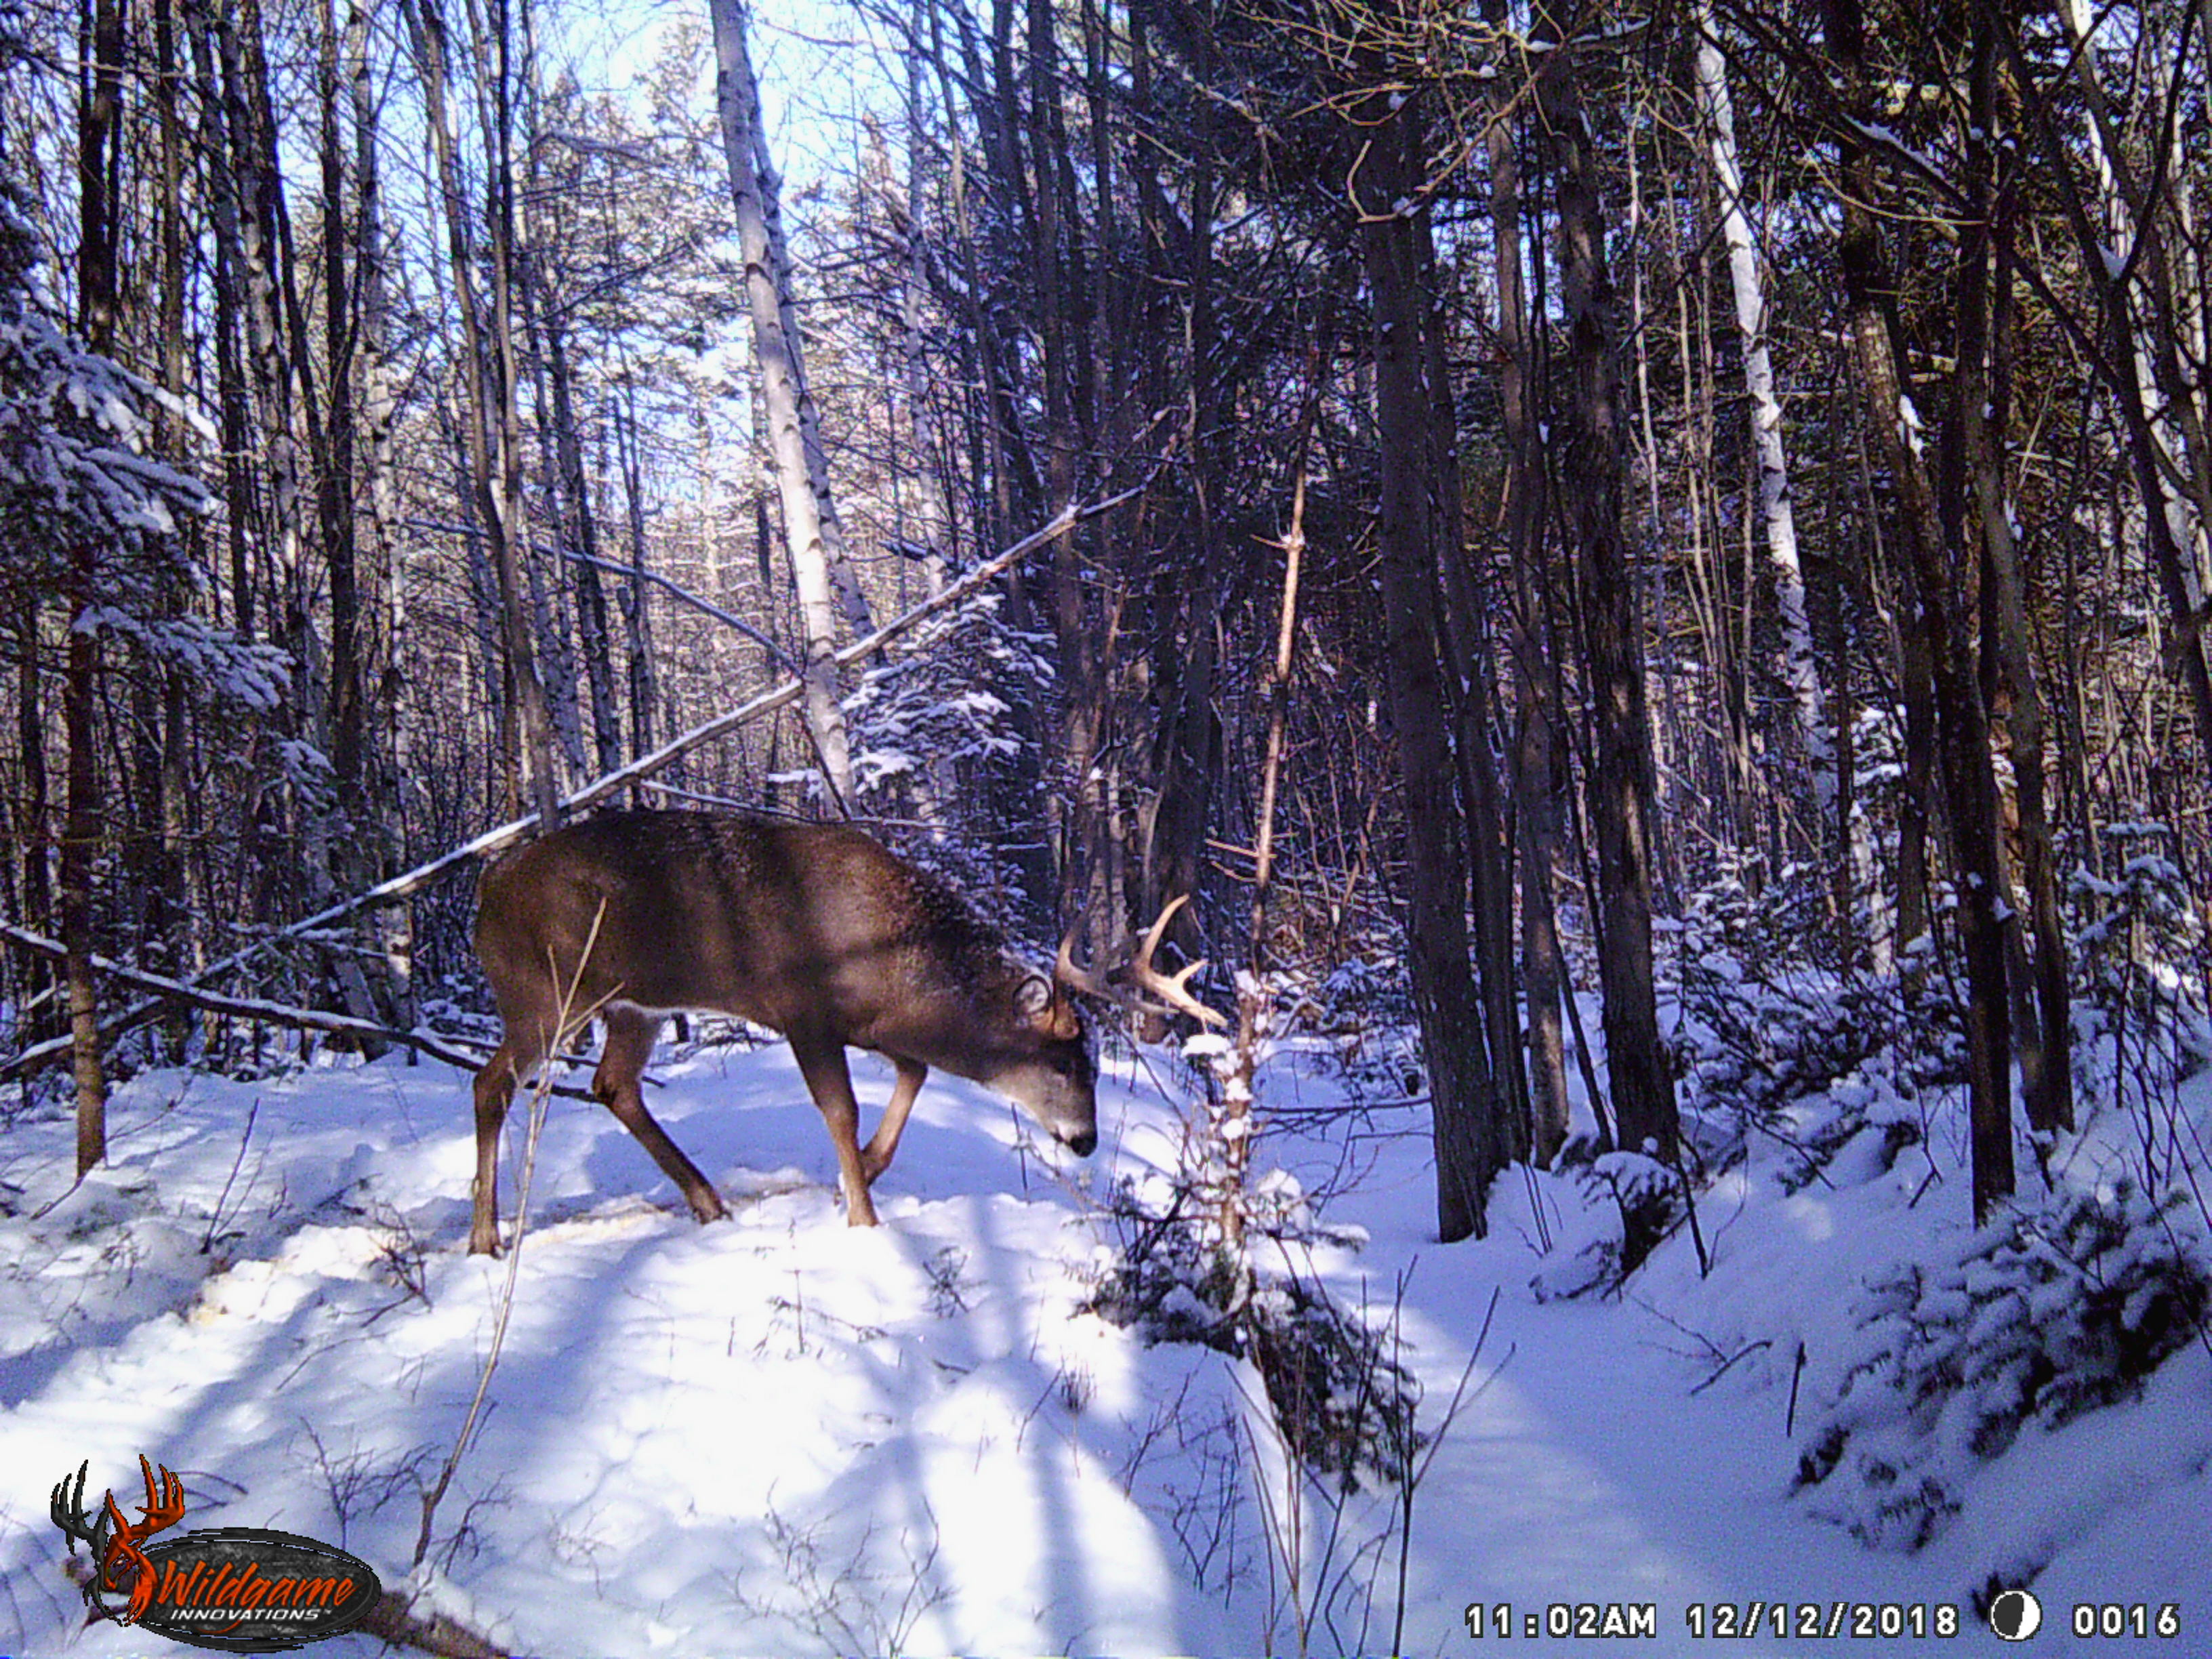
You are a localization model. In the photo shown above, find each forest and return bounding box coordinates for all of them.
[3,0,2211,1650]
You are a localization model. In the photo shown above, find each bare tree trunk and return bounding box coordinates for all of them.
[1829,0,2012,1220]
[1962,91,2072,1136]
[710,0,855,814]
[316,0,363,852]
[1539,16,1679,1162]
[66,0,125,1172]
[895,46,958,827]
[1227,381,1317,1256]
[2024,0,2212,787]
[516,155,621,781]
[1693,0,1833,819]
[749,101,873,642]
[184,0,255,646]
[1358,91,1504,1242]
[16,629,56,1059]
[1146,12,1223,964]
[150,0,198,1054]
[615,389,659,776]
[1486,0,1570,1162]
[1022,0,1111,935]
[1418,201,1530,1165]
[62,568,106,1176]
[347,0,413,1030]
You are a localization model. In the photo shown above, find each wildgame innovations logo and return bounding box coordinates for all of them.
[49,1456,383,1652]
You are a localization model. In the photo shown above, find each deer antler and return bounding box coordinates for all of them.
[1124,896,1227,1027]
[106,1456,186,1621]
[1053,896,1226,1028]
[51,1460,113,1565]
[1053,919,1113,1002]
[53,1458,186,1625]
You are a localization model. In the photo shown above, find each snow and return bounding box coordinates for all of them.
[1898,393,1927,459]
[3,1008,2209,1656]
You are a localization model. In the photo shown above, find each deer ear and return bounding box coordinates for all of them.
[1015,975,1054,1017]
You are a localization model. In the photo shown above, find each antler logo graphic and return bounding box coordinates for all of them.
[50,1454,188,1624]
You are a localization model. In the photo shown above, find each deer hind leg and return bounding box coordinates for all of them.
[859,1057,929,1185]
[792,1039,879,1226]
[594,1004,728,1225]
[470,1029,540,1256]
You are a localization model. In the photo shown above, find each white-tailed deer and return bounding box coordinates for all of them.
[468,808,1216,1254]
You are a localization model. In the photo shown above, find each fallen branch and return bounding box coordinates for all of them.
[358,1587,510,1659]
[404,516,797,672]
[0,922,589,1094]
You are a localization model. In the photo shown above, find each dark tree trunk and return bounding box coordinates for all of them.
[1410,119,1529,1166]
[1358,93,1505,1242]
[66,0,125,1173]
[63,571,106,1178]
[404,0,561,831]
[1538,17,1679,1162]
[615,390,659,775]
[1957,37,2071,1137]
[1828,0,2013,1220]
[318,0,363,843]
[1486,0,1570,1161]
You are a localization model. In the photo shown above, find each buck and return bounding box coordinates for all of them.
[468,807,1216,1254]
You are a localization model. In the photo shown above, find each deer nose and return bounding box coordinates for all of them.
[1064,1127,1098,1158]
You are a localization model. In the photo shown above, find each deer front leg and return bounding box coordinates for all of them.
[594,1006,728,1226]
[792,1039,879,1226]
[860,1057,929,1185]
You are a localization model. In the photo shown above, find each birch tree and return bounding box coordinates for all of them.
[711,0,856,812]
[1691,1,1828,810]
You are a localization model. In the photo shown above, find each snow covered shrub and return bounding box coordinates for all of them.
[1673,867,1892,1126]
[1082,1174,1422,1491]
[1307,955,1424,1107]
[843,594,1054,933]
[1083,1176,1247,1340]
[1796,1183,2209,1549]
[1530,1149,1689,1296]
[1239,1273,1426,1492]
[1772,1068,1925,1196]
[2072,825,2201,989]
[2070,827,2211,1093]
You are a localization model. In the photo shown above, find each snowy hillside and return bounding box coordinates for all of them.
[1,1009,2207,1656]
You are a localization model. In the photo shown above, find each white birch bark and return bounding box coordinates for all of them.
[1694,0,1832,806]
[749,91,874,639]
[711,0,855,811]
[2060,0,2208,601]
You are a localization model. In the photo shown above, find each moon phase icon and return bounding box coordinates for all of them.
[1988,1589,2043,1641]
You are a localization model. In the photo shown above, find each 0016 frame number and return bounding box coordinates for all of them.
[2074,1604,2181,1637]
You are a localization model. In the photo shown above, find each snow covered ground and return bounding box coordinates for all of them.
[1,1008,2206,1656]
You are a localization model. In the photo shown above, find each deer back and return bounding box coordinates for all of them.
[474,810,1065,1070]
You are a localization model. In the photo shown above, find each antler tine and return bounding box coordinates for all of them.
[1126,895,1228,1029]
[134,1454,186,1534]
[50,1460,110,1559]
[1053,918,1115,1001]
[1135,893,1188,965]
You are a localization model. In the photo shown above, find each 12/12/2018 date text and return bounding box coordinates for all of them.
[1685,1602,1963,1639]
